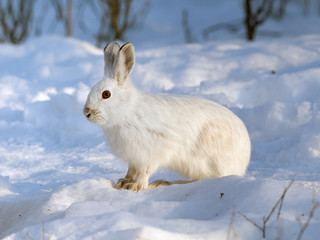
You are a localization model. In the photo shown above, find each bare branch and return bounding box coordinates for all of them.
[94,0,150,46]
[0,0,34,44]
[243,0,276,40]
[182,9,193,43]
[50,0,72,37]
[202,20,242,41]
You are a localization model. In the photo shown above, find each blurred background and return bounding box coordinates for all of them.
[0,0,320,48]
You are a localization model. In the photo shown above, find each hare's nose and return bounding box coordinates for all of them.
[84,107,91,118]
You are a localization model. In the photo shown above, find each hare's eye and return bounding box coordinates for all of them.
[102,90,111,99]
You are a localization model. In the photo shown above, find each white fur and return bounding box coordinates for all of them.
[84,42,251,191]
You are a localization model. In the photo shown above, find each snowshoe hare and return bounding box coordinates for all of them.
[84,42,251,191]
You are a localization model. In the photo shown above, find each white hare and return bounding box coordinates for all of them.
[84,42,251,191]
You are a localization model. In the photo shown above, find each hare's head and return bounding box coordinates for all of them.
[84,42,137,127]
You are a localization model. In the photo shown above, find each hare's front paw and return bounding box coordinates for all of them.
[117,177,134,187]
[121,179,148,192]
[121,182,141,191]
[118,168,149,191]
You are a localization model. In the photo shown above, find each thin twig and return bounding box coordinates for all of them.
[239,180,294,239]
[263,180,294,222]
[296,197,320,240]
[226,207,237,240]
[239,211,263,231]
[274,180,294,220]
[276,218,284,240]
[25,232,34,240]
[277,194,285,219]
[42,220,45,240]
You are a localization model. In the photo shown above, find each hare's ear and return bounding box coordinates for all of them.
[114,42,135,85]
[104,42,120,78]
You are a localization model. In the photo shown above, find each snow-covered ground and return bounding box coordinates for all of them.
[1,1,320,239]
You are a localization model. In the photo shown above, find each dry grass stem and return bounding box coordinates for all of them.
[226,207,237,240]
[25,232,34,240]
[296,194,320,240]
[42,220,45,240]
[239,180,294,238]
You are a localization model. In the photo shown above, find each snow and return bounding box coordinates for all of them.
[1,1,320,239]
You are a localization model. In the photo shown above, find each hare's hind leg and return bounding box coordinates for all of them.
[149,180,172,188]
[149,180,194,189]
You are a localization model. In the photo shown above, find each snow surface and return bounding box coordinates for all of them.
[1,1,320,239]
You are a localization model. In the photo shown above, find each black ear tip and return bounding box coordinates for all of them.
[120,42,134,51]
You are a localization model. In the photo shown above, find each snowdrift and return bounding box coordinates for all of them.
[0,34,320,239]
